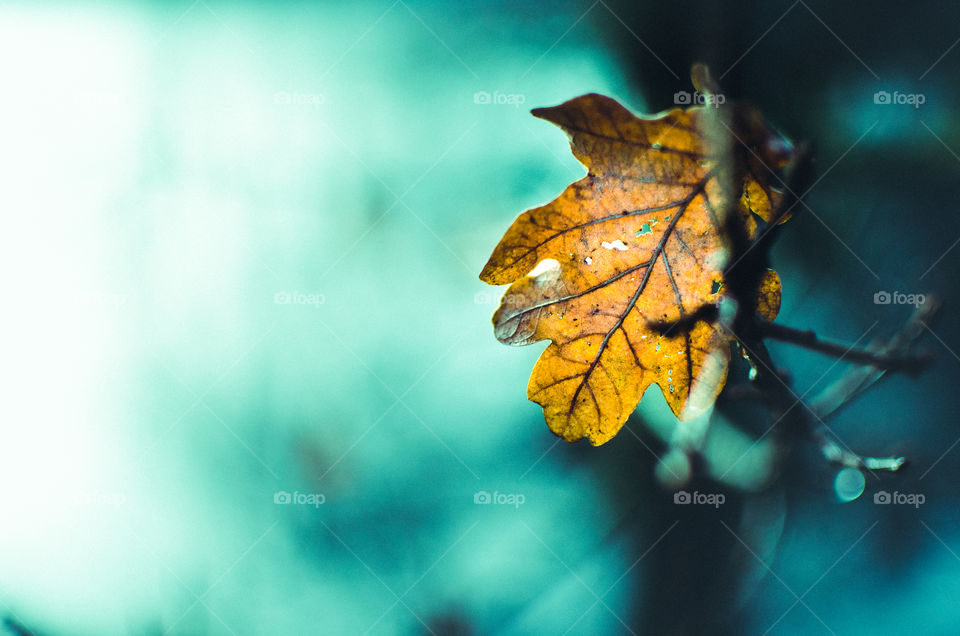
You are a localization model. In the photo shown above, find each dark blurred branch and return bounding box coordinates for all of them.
[725,142,814,338]
[3,617,39,636]
[647,304,718,335]
[720,140,929,473]
[648,107,934,477]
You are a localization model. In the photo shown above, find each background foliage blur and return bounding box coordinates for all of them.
[2,1,960,634]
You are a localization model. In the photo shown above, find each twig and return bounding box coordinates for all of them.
[756,319,933,374]
[810,298,939,419]
[815,429,906,471]
[735,330,908,473]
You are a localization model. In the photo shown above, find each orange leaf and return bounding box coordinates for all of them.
[481,67,792,445]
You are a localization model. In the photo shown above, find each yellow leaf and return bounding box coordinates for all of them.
[481,67,792,445]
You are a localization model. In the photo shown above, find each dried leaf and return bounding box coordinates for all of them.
[481,67,793,445]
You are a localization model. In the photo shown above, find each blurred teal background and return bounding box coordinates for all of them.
[2,1,960,635]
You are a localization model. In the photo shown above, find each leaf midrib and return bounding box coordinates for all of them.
[561,170,715,426]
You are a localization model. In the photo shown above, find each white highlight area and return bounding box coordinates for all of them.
[601,240,629,251]
[526,258,561,277]
[0,8,165,632]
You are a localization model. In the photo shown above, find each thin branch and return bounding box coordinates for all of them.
[757,319,933,374]
[815,429,906,472]
[810,298,939,419]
